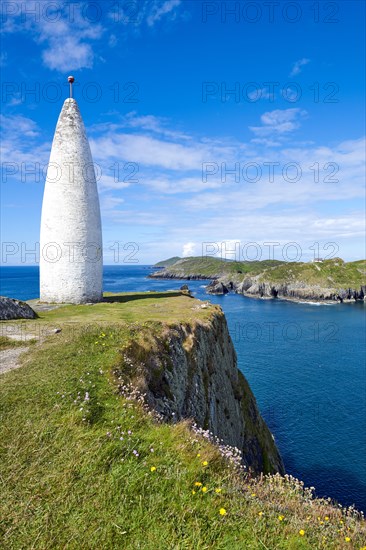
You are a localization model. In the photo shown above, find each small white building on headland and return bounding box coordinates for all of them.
[40,77,103,303]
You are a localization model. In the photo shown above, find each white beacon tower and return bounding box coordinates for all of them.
[40,76,103,303]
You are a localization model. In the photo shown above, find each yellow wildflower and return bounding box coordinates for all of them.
[202,486,208,493]
[196,453,201,457]
[345,537,351,543]
[258,512,263,517]
[251,493,256,497]
[194,482,202,487]
[299,530,305,537]
[215,488,222,494]
[150,466,156,472]
[325,516,329,521]
[202,461,208,466]
[219,508,227,516]
[192,490,196,495]
[278,515,284,521]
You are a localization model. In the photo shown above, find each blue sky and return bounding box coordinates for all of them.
[1,0,365,265]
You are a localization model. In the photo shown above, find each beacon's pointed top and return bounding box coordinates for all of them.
[68,75,75,98]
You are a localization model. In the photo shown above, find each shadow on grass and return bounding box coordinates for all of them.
[102,292,191,304]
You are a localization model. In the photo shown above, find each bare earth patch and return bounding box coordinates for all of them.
[0,346,29,375]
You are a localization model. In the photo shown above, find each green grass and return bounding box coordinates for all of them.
[153,257,182,268]
[1,294,365,549]
[153,257,285,279]
[26,291,212,325]
[257,259,366,288]
[0,336,37,350]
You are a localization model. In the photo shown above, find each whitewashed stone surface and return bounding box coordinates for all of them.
[40,99,103,303]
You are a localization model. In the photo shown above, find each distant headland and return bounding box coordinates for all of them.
[150,257,366,303]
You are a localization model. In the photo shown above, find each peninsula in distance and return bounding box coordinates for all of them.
[151,256,366,303]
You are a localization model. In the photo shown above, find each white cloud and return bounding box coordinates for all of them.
[90,129,236,173]
[247,88,275,101]
[182,242,196,257]
[0,114,39,138]
[89,113,192,142]
[1,97,364,261]
[100,195,124,213]
[1,1,186,72]
[108,34,118,48]
[42,37,95,71]
[1,3,104,72]
[37,14,104,71]
[0,52,7,67]
[289,58,310,77]
[250,108,307,137]
[251,138,282,147]
[147,0,181,26]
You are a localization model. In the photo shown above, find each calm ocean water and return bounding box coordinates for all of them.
[1,265,365,511]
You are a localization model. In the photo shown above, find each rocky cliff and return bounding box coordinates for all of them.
[206,275,366,302]
[117,308,284,475]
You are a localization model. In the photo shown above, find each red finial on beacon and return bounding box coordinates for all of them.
[68,76,75,98]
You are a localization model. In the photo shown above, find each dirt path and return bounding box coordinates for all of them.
[1,318,61,376]
[0,346,30,375]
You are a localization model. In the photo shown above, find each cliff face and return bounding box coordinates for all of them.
[120,310,284,475]
[225,276,365,302]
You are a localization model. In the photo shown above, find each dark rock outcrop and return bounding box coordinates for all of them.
[206,280,229,295]
[0,297,37,320]
[235,278,366,302]
[180,284,191,293]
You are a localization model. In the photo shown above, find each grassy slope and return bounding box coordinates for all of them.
[257,259,366,288]
[156,257,366,289]
[155,257,285,278]
[0,336,37,350]
[153,257,182,268]
[1,293,365,549]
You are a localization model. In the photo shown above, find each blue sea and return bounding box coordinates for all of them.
[1,265,365,511]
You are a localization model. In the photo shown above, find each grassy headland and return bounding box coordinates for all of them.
[150,258,366,301]
[1,292,365,549]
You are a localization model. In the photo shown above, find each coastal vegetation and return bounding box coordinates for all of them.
[151,257,366,286]
[150,258,366,302]
[1,293,365,549]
